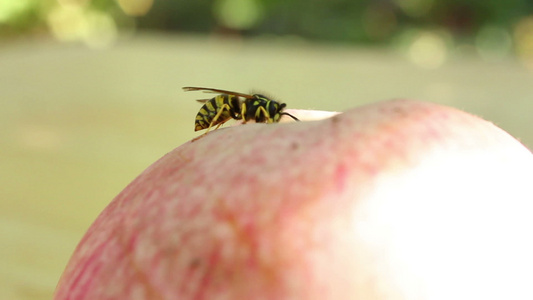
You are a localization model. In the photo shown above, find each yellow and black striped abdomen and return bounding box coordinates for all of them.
[194,94,242,131]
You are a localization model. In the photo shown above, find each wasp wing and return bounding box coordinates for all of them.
[183,86,254,99]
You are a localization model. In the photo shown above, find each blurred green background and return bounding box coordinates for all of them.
[1,0,532,299]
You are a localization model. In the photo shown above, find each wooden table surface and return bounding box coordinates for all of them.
[1,34,532,299]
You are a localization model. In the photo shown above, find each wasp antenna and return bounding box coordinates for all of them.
[281,112,300,122]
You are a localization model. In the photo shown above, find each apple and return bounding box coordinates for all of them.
[55,99,533,300]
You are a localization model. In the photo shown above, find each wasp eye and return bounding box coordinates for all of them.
[276,103,287,115]
[269,102,279,117]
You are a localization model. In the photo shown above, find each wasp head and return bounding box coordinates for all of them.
[270,102,286,122]
[250,94,299,123]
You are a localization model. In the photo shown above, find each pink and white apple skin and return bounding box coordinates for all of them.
[55,99,533,300]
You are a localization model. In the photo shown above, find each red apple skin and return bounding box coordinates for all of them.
[55,100,533,300]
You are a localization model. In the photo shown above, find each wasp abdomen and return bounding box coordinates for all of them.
[194,94,241,131]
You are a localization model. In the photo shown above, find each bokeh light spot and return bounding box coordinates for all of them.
[117,0,153,17]
[475,25,512,61]
[47,5,87,41]
[408,31,448,69]
[0,0,31,23]
[83,10,118,48]
[46,5,117,48]
[514,16,533,69]
[213,0,263,30]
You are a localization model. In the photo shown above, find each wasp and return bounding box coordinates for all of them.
[183,87,299,135]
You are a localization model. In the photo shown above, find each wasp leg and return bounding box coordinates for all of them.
[257,106,273,123]
[193,104,232,142]
[241,102,248,124]
[205,103,232,134]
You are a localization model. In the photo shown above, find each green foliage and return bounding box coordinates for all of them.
[1,0,532,44]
